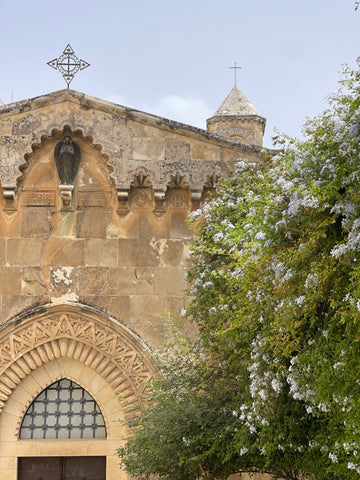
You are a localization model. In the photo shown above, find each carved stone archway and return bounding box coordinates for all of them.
[0,303,157,414]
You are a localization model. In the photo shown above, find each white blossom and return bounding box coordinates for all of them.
[328,452,338,463]
[240,447,248,456]
[271,378,283,394]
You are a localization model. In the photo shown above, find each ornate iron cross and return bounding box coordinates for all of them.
[229,62,242,86]
[47,44,90,88]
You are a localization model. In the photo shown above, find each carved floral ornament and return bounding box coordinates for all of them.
[131,172,152,189]
[168,173,188,189]
[0,305,156,415]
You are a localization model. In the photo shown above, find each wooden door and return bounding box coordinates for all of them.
[18,457,61,480]
[63,457,106,480]
[18,456,106,480]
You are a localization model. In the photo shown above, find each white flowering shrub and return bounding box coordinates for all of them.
[119,64,360,480]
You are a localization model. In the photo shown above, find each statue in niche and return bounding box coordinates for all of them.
[54,136,81,185]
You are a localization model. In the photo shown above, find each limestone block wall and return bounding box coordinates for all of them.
[0,131,201,348]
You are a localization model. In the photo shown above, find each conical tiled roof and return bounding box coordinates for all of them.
[212,85,261,117]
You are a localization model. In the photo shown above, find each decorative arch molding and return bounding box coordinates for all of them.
[0,110,125,194]
[19,124,113,188]
[0,303,157,414]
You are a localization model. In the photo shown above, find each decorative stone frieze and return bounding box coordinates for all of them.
[0,89,266,198]
[22,189,56,207]
[0,304,156,413]
[77,190,111,208]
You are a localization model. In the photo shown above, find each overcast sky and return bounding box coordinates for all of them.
[0,0,359,147]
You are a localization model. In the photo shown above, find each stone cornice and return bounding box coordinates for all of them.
[0,89,267,154]
[207,114,267,126]
[0,90,277,201]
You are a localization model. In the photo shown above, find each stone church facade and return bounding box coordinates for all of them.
[0,86,265,479]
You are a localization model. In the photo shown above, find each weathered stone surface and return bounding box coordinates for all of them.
[128,293,187,347]
[133,138,165,161]
[0,267,21,294]
[79,267,111,296]
[191,141,221,161]
[0,294,41,320]
[76,209,108,238]
[137,213,170,239]
[159,239,187,267]
[21,267,48,296]
[152,267,187,295]
[0,239,4,265]
[85,238,118,266]
[49,266,79,300]
[165,139,191,163]
[0,211,20,237]
[79,295,131,324]
[109,267,154,296]
[108,212,139,239]
[20,209,52,237]
[118,239,160,267]
[170,212,194,239]
[48,239,85,266]
[6,238,43,265]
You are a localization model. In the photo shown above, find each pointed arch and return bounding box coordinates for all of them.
[0,303,157,414]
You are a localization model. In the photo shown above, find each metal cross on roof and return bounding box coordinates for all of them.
[47,44,90,88]
[229,62,242,86]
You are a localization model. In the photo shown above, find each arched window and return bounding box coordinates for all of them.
[19,379,107,440]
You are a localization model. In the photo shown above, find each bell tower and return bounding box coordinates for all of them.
[207,85,266,147]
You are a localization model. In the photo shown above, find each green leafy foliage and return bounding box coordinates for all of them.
[119,64,360,480]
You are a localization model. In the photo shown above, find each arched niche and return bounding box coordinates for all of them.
[18,125,117,211]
